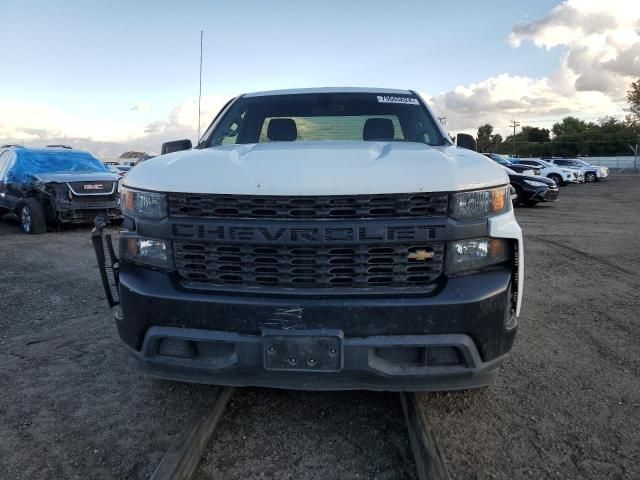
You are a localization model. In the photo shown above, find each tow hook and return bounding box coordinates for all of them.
[91,215,120,307]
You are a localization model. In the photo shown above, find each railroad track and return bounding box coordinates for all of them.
[400,392,450,480]
[150,388,449,480]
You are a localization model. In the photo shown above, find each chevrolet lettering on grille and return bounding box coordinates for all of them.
[171,223,446,244]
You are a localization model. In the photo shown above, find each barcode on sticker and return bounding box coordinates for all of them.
[376,95,419,105]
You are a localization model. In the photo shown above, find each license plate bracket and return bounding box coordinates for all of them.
[262,329,343,372]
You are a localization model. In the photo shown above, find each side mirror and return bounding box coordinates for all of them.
[161,139,192,155]
[509,185,518,205]
[456,133,477,151]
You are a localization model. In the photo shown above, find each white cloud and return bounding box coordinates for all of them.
[0,95,231,158]
[430,0,640,136]
[508,0,640,97]
[130,103,154,112]
[0,98,146,143]
[143,95,230,136]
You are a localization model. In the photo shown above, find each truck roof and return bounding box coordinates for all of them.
[243,87,414,97]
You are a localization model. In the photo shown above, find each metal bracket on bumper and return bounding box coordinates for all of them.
[91,215,120,307]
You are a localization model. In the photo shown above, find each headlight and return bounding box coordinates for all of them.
[450,186,509,220]
[446,238,511,275]
[523,169,534,175]
[524,179,548,187]
[120,236,172,269]
[121,187,167,219]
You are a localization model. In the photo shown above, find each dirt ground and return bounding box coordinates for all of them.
[0,175,638,479]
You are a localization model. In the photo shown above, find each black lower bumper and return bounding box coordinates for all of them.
[540,187,559,202]
[55,199,121,223]
[59,209,121,223]
[114,263,517,391]
[528,186,558,203]
[127,326,505,391]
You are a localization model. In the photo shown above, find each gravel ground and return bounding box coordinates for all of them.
[0,174,638,479]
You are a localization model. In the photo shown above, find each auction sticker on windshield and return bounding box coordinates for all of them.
[376,95,419,105]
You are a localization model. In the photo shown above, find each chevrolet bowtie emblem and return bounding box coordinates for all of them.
[407,250,434,261]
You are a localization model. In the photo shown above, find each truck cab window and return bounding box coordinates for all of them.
[204,92,445,147]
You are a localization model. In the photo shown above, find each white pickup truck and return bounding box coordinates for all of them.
[94,87,523,391]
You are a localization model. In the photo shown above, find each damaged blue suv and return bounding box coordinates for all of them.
[0,146,120,233]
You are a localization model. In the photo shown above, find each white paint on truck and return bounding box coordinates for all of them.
[125,141,509,196]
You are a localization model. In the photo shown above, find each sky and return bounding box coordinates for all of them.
[0,0,638,157]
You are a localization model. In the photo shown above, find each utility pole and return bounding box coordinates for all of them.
[197,30,204,143]
[510,120,520,156]
[629,136,640,171]
[437,116,447,126]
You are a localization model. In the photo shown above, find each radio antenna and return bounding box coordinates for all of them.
[198,30,204,142]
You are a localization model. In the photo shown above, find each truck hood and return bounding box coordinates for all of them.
[124,141,508,195]
[33,172,118,183]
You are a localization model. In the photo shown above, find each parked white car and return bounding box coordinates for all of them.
[511,158,580,186]
[546,158,608,182]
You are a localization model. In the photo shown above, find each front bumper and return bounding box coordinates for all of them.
[55,199,121,223]
[523,185,557,203]
[128,325,508,391]
[540,186,559,202]
[115,263,517,391]
[94,208,524,391]
[564,172,581,183]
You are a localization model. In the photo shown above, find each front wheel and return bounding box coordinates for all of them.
[548,174,563,187]
[18,199,46,234]
[585,172,597,182]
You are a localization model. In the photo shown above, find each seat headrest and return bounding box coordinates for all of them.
[267,118,298,141]
[363,118,395,141]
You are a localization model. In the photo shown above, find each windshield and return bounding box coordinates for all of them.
[202,92,445,147]
[491,154,511,165]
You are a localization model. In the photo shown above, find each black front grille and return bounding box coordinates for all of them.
[174,241,445,290]
[168,192,448,220]
[67,181,115,195]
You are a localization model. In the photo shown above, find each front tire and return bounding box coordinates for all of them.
[548,174,564,187]
[585,172,597,182]
[18,199,46,234]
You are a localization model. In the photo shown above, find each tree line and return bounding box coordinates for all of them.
[475,79,640,157]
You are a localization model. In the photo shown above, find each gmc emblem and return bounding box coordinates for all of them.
[83,184,104,190]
